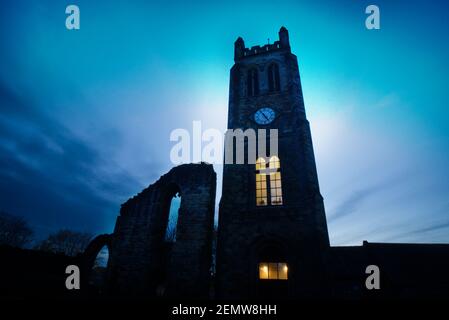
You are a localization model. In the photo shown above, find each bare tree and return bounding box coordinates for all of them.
[0,211,34,248]
[36,229,92,256]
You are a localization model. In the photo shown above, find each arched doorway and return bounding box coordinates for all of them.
[155,184,181,296]
[88,245,109,292]
[254,240,289,299]
[82,234,112,294]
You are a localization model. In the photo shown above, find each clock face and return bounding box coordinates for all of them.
[254,107,276,125]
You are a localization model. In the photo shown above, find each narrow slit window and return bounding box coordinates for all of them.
[268,63,280,92]
[247,68,259,97]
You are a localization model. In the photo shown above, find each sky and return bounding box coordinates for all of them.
[0,0,448,245]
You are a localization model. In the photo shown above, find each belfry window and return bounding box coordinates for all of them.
[268,63,280,92]
[247,68,259,96]
[259,262,288,280]
[255,156,283,206]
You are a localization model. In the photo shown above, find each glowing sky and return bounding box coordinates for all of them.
[0,0,448,245]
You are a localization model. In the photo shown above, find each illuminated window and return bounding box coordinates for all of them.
[259,263,269,279]
[255,156,283,206]
[269,156,283,205]
[259,262,288,280]
[255,158,268,206]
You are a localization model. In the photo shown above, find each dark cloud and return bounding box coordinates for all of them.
[381,203,449,242]
[326,174,408,224]
[332,202,449,244]
[409,221,449,234]
[0,81,141,239]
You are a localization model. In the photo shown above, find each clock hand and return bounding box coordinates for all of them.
[261,112,269,121]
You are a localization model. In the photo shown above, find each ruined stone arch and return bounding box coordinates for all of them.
[107,163,216,297]
[81,233,112,290]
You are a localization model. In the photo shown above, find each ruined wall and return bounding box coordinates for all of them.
[107,163,216,298]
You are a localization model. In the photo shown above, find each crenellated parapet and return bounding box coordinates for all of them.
[234,26,291,62]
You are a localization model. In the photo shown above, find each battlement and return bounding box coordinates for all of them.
[243,41,282,56]
[234,26,290,62]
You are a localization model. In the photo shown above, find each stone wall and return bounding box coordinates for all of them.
[107,163,216,297]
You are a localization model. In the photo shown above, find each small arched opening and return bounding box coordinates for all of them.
[155,183,182,296]
[268,63,280,92]
[247,67,259,96]
[88,245,109,291]
[82,234,112,294]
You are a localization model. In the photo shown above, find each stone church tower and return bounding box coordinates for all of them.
[216,27,330,298]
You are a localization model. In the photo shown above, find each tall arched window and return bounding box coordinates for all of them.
[255,156,283,206]
[165,192,180,242]
[255,158,267,206]
[268,156,283,205]
[268,63,280,92]
[247,68,259,97]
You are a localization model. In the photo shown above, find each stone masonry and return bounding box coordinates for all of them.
[106,163,216,298]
